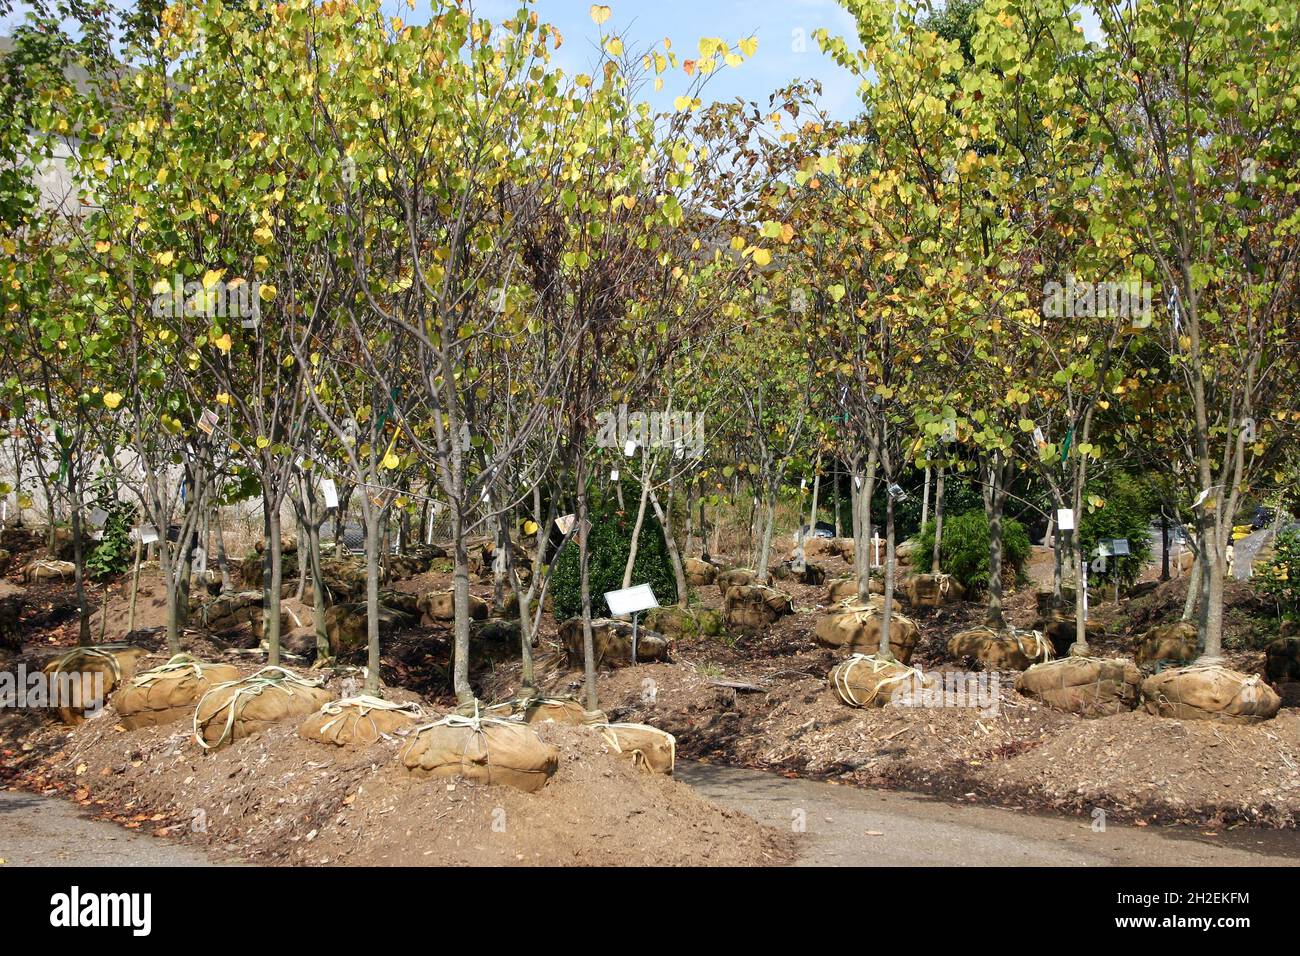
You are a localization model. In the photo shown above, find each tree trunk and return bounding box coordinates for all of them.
[853,450,878,602]
[265,505,284,666]
[983,461,1006,631]
[649,485,687,605]
[622,456,651,589]
[1160,514,1170,581]
[931,465,945,573]
[70,499,91,645]
[879,487,897,659]
[919,465,931,531]
[363,508,381,695]
[576,471,598,711]
[451,505,474,705]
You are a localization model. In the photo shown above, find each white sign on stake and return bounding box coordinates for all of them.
[1056,508,1075,531]
[604,583,659,617]
[610,469,620,481]
[88,507,108,528]
[1032,426,1045,447]
[1110,538,1130,556]
[192,546,207,575]
[555,514,576,536]
[623,438,637,457]
[320,478,339,510]
[138,526,159,545]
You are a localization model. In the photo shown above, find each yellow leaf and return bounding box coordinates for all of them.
[214,333,232,352]
[256,436,270,449]
[738,36,758,57]
[604,37,623,56]
[382,451,400,470]
[673,96,692,111]
[216,392,231,405]
[202,268,225,289]
[155,251,174,267]
[102,392,123,410]
[258,283,277,302]
[752,248,772,267]
[589,4,611,25]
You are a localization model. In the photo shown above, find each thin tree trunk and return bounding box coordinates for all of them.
[265,505,284,666]
[649,485,687,605]
[879,488,897,659]
[577,469,598,710]
[983,460,1006,631]
[451,504,473,705]
[931,465,945,573]
[622,455,651,589]
[919,465,931,532]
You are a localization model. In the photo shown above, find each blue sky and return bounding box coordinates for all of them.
[474,0,868,120]
[2,1,1101,121]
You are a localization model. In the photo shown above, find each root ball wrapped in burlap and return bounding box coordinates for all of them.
[814,601,919,663]
[114,654,240,730]
[829,654,934,708]
[1265,637,1300,684]
[298,695,425,746]
[484,695,602,726]
[595,722,676,774]
[1134,621,1198,668]
[194,666,333,750]
[715,568,755,594]
[1014,657,1141,717]
[1140,664,1281,723]
[557,617,669,668]
[685,558,717,586]
[904,573,965,608]
[399,714,558,792]
[723,584,794,631]
[22,559,76,583]
[947,626,1054,671]
[44,645,150,725]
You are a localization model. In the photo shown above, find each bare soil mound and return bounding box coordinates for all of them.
[15,697,791,866]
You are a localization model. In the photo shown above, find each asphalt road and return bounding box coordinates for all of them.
[0,790,220,867]
[677,762,1300,867]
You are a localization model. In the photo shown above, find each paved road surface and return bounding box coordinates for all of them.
[0,790,220,867]
[678,762,1300,867]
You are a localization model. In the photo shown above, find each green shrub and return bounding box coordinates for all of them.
[1077,473,1156,590]
[550,501,678,621]
[1256,527,1300,614]
[914,509,1031,592]
[86,504,135,580]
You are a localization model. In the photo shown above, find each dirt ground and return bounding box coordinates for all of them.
[7,708,790,866]
[483,545,1300,829]
[3,530,1298,868]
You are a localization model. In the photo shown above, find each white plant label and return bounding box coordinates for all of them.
[1056,508,1075,531]
[1032,426,1045,446]
[610,469,620,481]
[321,478,339,509]
[191,546,207,575]
[138,526,159,544]
[555,514,576,536]
[623,438,637,457]
[88,507,108,527]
